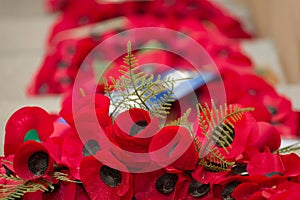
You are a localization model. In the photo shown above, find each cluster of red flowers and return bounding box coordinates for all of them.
[28,0,252,95]
[27,0,300,138]
[2,0,300,199]
[1,93,300,199]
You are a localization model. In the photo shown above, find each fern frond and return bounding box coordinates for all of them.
[197,101,254,153]
[195,100,253,172]
[0,174,22,182]
[104,41,183,119]
[53,172,81,183]
[0,179,50,200]
[167,108,192,129]
[198,159,233,172]
[198,147,235,171]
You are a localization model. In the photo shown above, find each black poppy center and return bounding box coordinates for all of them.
[231,164,248,176]
[221,181,241,200]
[156,173,178,194]
[213,124,235,147]
[130,120,148,136]
[267,106,278,116]
[28,151,49,176]
[100,165,122,188]
[188,180,210,198]
[82,140,100,157]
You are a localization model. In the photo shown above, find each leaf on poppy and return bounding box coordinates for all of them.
[0,175,52,200]
[104,41,182,118]
[196,101,254,171]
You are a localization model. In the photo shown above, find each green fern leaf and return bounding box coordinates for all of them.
[166,108,192,130]
[104,41,182,119]
[53,172,81,183]
[0,180,50,200]
[196,100,254,171]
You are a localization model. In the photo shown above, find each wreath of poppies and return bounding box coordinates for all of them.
[2,41,300,200]
[2,0,300,199]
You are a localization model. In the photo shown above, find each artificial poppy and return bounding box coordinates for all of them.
[149,126,198,170]
[80,152,133,200]
[59,93,111,128]
[13,141,54,180]
[111,108,159,153]
[4,106,54,156]
[134,168,186,200]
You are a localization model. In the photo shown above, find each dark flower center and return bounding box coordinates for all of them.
[213,123,235,147]
[231,164,248,176]
[248,89,257,96]
[78,16,90,25]
[57,60,69,68]
[28,151,49,176]
[267,106,278,116]
[188,180,210,198]
[82,140,100,157]
[130,120,148,136]
[218,49,229,57]
[221,181,241,200]
[156,173,178,194]
[2,164,14,176]
[100,165,122,188]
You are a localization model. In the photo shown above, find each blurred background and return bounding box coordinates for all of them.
[0,0,299,153]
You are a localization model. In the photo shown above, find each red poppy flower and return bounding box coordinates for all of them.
[231,175,292,200]
[4,106,54,156]
[195,104,257,160]
[13,141,55,180]
[134,168,187,200]
[59,93,111,128]
[111,108,159,153]
[60,122,110,179]
[251,122,281,152]
[80,152,133,200]
[27,54,60,95]
[149,126,198,170]
[264,96,299,137]
[247,151,300,178]
[175,178,217,200]
[247,152,284,177]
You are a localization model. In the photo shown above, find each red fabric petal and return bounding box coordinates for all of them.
[280,153,300,177]
[134,169,187,200]
[59,93,110,128]
[149,126,198,170]
[80,152,133,200]
[13,141,54,180]
[112,108,159,153]
[43,182,76,200]
[4,107,54,156]
[231,182,261,200]
[247,152,284,176]
[252,122,281,152]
